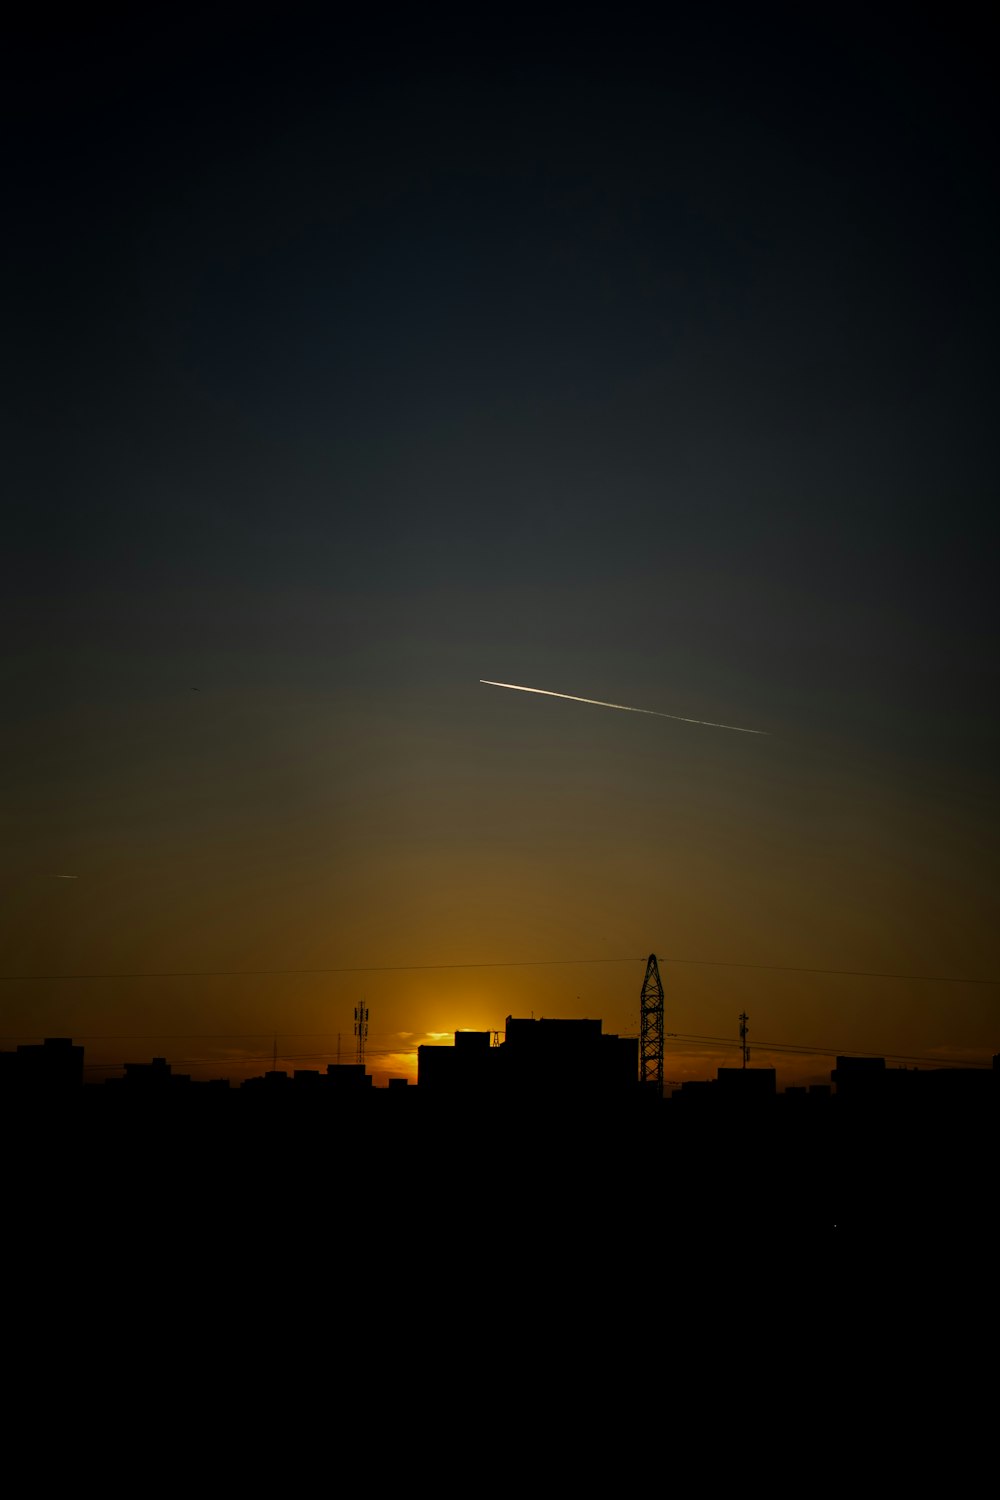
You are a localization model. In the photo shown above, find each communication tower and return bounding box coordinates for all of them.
[640,954,664,1095]
[354,1000,369,1067]
[739,1011,750,1068]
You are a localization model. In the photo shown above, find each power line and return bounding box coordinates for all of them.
[667,1032,989,1069]
[0,958,636,981]
[1,956,997,985]
[661,958,1000,987]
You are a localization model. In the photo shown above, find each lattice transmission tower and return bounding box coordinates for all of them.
[640,953,664,1095]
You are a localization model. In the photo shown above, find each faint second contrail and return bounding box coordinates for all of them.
[479,680,769,735]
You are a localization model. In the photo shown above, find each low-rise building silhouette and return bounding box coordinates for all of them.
[671,1066,777,1106]
[108,1056,192,1090]
[418,1016,639,1099]
[0,1037,83,1092]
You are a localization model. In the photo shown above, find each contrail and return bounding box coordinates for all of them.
[479,680,768,735]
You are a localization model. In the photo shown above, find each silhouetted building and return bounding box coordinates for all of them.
[110,1056,191,1090]
[324,1063,373,1091]
[832,1056,887,1099]
[830,1055,997,1109]
[0,1037,84,1093]
[418,1017,638,1100]
[241,1069,292,1091]
[671,1067,777,1106]
[503,1017,637,1095]
[418,1030,496,1094]
[670,1079,715,1103]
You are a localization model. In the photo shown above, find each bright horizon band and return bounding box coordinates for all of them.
[480,680,769,735]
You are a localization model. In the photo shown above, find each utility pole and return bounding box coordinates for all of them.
[739,1011,750,1069]
[354,1000,369,1067]
[640,954,664,1096]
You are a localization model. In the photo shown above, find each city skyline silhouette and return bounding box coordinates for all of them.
[3,946,996,1089]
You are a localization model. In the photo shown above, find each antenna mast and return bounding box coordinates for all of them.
[354,999,369,1067]
[739,1011,750,1069]
[640,954,664,1096]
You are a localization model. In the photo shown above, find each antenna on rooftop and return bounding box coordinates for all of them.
[354,999,369,1067]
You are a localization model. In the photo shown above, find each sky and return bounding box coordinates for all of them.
[3,5,998,1088]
